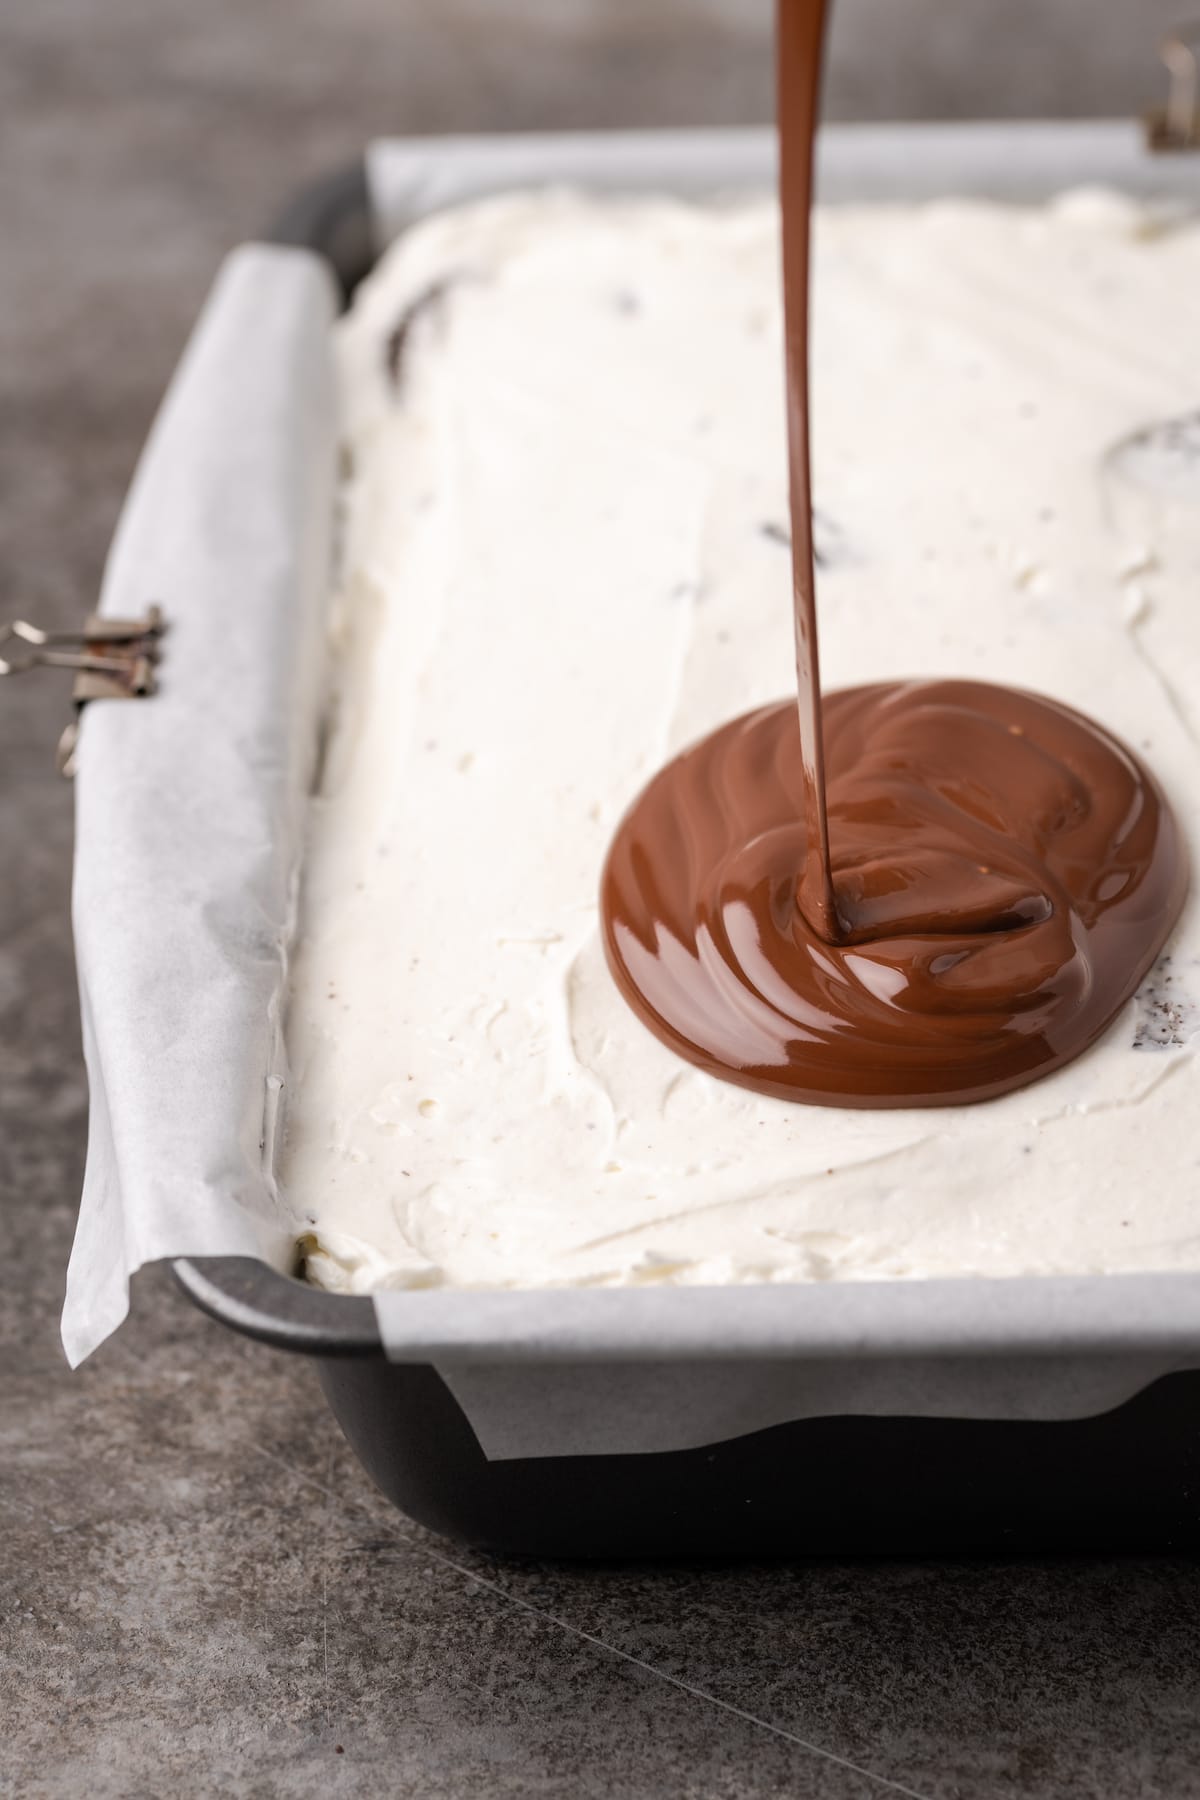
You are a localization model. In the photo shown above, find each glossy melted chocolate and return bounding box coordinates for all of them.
[603,679,1185,1106]
[599,0,1187,1107]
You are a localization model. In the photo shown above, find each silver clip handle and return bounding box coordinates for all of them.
[0,607,165,775]
[1147,20,1200,151]
[0,604,164,676]
[0,607,164,677]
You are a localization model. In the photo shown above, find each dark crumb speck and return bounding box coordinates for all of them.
[336,1746,344,1755]
[1108,410,1200,498]
[760,510,850,569]
[813,508,852,568]
[386,279,457,386]
[1133,953,1200,1049]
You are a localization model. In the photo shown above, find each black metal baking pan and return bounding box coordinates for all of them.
[174,139,1200,1558]
[176,1253,1200,1558]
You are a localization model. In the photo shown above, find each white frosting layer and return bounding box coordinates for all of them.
[281,188,1200,1295]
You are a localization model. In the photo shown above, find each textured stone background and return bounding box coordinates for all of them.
[4,3,1200,1796]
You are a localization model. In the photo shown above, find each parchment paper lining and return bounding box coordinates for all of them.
[367,120,1200,244]
[62,244,338,1366]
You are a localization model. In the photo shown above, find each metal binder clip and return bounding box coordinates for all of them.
[0,605,165,776]
[1145,20,1200,151]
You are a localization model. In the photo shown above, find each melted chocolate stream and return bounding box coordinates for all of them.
[779,0,839,942]
[600,0,1186,1107]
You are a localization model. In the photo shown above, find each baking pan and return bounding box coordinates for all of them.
[171,124,1200,1555]
[177,1256,1200,1557]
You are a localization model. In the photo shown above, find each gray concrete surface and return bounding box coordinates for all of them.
[4,2,1200,1796]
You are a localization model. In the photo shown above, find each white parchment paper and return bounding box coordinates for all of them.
[62,244,338,1366]
[369,1276,1200,1459]
[367,121,1200,246]
[434,1356,1184,1461]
